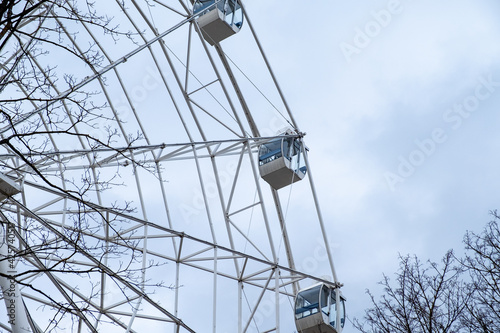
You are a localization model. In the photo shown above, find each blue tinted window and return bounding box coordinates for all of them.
[295,285,321,319]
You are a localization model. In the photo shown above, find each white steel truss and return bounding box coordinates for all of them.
[0,1,342,332]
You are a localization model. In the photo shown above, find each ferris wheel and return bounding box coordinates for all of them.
[0,1,345,332]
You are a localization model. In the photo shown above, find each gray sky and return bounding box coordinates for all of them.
[246,0,500,326]
[4,1,499,331]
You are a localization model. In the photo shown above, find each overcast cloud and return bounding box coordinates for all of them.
[4,1,498,331]
[246,0,500,325]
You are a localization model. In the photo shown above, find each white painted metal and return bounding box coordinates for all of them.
[193,0,243,46]
[0,224,32,333]
[0,1,344,332]
[0,174,20,202]
[258,131,307,190]
[197,7,239,45]
[294,283,346,333]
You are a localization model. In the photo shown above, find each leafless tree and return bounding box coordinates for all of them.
[460,212,500,332]
[353,213,500,333]
[0,1,183,331]
[353,251,471,333]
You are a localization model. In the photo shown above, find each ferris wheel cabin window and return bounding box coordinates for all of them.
[258,139,282,165]
[258,133,308,190]
[295,283,346,333]
[295,285,321,319]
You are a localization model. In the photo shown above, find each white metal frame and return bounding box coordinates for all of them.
[0,1,343,332]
